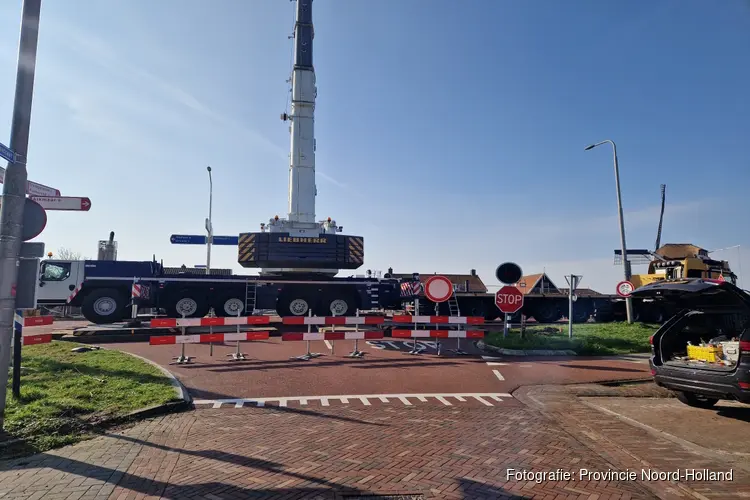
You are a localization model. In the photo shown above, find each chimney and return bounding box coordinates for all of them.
[470,269,477,276]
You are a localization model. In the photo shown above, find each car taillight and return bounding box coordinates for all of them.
[649,335,654,345]
[740,341,750,354]
[651,369,657,376]
[739,382,750,390]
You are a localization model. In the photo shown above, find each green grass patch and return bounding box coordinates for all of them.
[484,322,659,356]
[2,342,178,457]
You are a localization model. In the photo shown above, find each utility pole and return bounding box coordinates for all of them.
[0,0,43,427]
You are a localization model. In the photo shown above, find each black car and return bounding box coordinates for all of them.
[631,278,750,408]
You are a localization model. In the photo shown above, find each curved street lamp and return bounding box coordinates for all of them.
[585,140,634,324]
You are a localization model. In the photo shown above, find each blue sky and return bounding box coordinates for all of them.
[0,0,748,293]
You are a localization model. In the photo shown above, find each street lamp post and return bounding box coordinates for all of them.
[205,166,213,275]
[585,139,634,324]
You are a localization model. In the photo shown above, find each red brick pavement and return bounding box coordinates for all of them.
[114,339,651,400]
[0,404,656,499]
[515,385,750,500]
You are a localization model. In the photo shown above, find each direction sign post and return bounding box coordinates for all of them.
[565,274,583,339]
[169,234,239,246]
[0,0,44,425]
[29,196,90,211]
[0,197,47,241]
[0,167,60,197]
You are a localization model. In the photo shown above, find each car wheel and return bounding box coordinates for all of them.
[675,391,719,409]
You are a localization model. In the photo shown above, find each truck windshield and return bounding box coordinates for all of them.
[41,262,71,281]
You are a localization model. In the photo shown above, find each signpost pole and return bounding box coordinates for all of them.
[503,313,509,338]
[0,0,43,427]
[568,282,573,339]
[12,310,23,399]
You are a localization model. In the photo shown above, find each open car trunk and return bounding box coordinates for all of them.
[632,279,750,372]
[658,310,746,372]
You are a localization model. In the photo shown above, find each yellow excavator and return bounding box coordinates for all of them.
[630,243,737,288]
[607,185,738,323]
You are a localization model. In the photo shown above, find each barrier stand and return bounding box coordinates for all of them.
[407,297,421,355]
[290,310,323,361]
[170,313,194,365]
[436,303,444,356]
[227,310,247,361]
[330,312,336,355]
[346,310,365,358]
[209,323,214,357]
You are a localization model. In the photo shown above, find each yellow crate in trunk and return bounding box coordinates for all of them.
[687,344,723,363]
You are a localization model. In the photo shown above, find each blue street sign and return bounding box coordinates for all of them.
[211,235,239,246]
[0,142,16,163]
[170,234,207,245]
[194,264,207,268]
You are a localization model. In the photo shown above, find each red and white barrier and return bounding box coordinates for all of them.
[150,331,270,345]
[282,316,385,326]
[22,334,53,346]
[391,315,484,325]
[150,316,272,328]
[282,331,384,342]
[22,316,54,327]
[392,329,484,339]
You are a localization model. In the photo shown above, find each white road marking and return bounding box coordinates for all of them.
[194,393,514,409]
[493,370,505,381]
[486,362,507,366]
[473,396,493,406]
[324,340,333,350]
[482,356,503,361]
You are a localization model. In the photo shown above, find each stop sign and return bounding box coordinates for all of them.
[495,285,524,314]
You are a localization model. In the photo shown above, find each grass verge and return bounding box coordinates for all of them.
[2,342,179,458]
[485,322,659,355]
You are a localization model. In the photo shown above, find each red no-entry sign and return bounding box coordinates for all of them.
[495,285,524,314]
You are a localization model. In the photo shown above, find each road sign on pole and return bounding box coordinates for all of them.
[0,143,16,163]
[0,167,60,197]
[616,280,634,297]
[424,275,453,303]
[495,285,524,314]
[0,197,47,241]
[495,262,523,285]
[170,234,207,245]
[169,234,239,245]
[211,235,239,246]
[29,196,91,211]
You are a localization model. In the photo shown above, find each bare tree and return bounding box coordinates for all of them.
[54,247,89,260]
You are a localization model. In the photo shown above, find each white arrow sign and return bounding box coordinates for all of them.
[29,196,91,211]
[0,167,60,197]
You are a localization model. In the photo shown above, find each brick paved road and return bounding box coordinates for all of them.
[115,338,651,399]
[0,404,656,499]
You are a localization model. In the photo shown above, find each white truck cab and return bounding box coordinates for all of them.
[37,260,84,305]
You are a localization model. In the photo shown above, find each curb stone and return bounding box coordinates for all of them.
[476,339,577,356]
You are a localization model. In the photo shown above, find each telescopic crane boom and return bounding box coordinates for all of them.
[237,0,365,276]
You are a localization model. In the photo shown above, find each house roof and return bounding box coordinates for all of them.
[392,273,488,293]
[514,273,559,295]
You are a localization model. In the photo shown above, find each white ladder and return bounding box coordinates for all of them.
[448,286,461,316]
[245,281,258,315]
